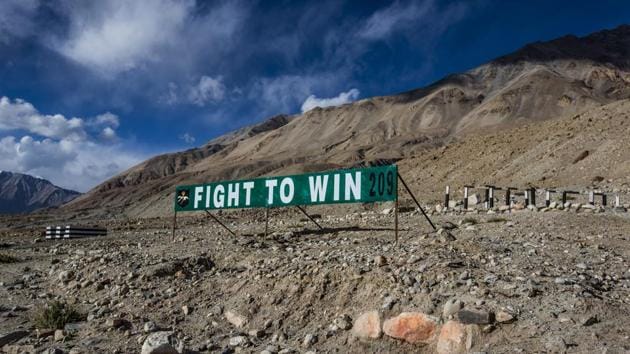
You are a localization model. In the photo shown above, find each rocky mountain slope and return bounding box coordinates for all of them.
[66,25,630,217]
[0,171,80,214]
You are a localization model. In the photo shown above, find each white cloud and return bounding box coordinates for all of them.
[250,74,329,115]
[178,133,195,144]
[91,112,120,129]
[0,96,122,141]
[59,0,193,74]
[0,135,140,192]
[357,1,433,40]
[301,88,360,113]
[188,76,226,106]
[100,127,117,141]
[0,96,86,141]
[0,96,141,192]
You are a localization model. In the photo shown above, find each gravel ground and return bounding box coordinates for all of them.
[1,206,629,353]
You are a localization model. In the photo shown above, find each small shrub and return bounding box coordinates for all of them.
[33,301,83,329]
[0,253,19,263]
[462,217,478,225]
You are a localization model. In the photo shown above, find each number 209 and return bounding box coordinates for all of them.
[368,171,394,197]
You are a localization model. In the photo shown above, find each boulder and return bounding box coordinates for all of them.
[442,299,464,319]
[225,310,248,328]
[352,311,381,339]
[437,321,480,354]
[382,312,439,344]
[456,310,493,325]
[141,331,184,354]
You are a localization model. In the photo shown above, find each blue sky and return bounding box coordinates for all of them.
[0,0,628,191]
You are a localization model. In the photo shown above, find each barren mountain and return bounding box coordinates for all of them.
[0,171,80,214]
[66,25,630,217]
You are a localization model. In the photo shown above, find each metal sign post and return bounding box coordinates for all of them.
[396,172,436,231]
[171,211,177,241]
[265,207,269,237]
[394,191,399,244]
[205,210,236,236]
[295,205,323,230]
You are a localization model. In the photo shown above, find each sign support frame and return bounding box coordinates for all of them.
[394,191,399,244]
[397,172,436,231]
[204,210,236,236]
[265,207,270,237]
[171,211,177,241]
[296,205,324,230]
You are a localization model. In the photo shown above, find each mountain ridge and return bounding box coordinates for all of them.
[0,171,80,214]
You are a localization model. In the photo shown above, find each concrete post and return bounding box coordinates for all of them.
[463,186,469,210]
[545,190,551,207]
[524,190,529,207]
[444,186,450,209]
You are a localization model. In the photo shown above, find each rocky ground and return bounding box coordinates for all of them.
[1,203,629,353]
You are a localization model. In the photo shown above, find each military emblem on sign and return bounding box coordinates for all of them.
[176,189,190,207]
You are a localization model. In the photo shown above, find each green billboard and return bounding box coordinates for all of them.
[174,165,397,211]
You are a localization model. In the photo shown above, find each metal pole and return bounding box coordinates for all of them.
[394,195,399,244]
[296,205,323,230]
[602,194,607,206]
[396,173,436,231]
[588,191,594,205]
[171,211,177,240]
[505,189,511,206]
[205,210,236,236]
[616,195,620,207]
[265,207,270,237]
[489,187,494,209]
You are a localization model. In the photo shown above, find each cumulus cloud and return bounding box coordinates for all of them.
[100,127,117,141]
[0,96,141,191]
[59,0,193,74]
[301,88,360,113]
[188,76,226,106]
[90,112,120,129]
[0,96,86,141]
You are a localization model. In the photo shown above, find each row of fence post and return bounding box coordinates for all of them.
[442,185,622,210]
